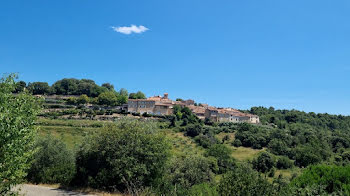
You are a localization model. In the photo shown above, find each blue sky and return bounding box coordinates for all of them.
[1,0,350,115]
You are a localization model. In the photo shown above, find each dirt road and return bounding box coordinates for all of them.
[17,184,96,196]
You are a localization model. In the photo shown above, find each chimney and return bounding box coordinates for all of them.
[163,93,169,99]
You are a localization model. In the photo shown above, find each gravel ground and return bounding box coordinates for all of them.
[16,184,96,196]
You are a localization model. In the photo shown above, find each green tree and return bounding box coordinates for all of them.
[252,152,275,174]
[98,91,118,106]
[27,82,51,95]
[218,164,274,196]
[27,135,76,185]
[117,94,128,105]
[76,94,89,105]
[290,164,350,195]
[206,144,236,174]
[294,145,323,167]
[276,156,293,169]
[102,83,114,91]
[119,88,128,97]
[14,80,26,93]
[73,119,170,192]
[51,78,79,95]
[0,74,41,194]
[185,124,203,137]
[162,154,217,194]
[188,183,218,196]
[129,91,146,99]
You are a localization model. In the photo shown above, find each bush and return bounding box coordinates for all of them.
[98,91,118,106]
[218,164,274,196]
[290,164,350,195]
[194,134,219,148]
[184,124,203,137]
[206,144,236,174]
[294,145,323,167]
[73,119,170,192]
[160,154,217,194]
[27,135,76,185]
[232,139,242,147]
[252,152,275,174]
[188,183,218,196]
[276,156,293,169]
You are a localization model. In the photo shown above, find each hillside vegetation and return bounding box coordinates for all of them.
[5,76,350,195]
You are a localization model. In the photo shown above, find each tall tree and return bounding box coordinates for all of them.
[14,80,26,93]
[102,83,114,91]
[27,82,51,95]
[0,74,41,194]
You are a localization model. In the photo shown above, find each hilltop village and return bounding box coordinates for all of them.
[128,93,260,124]
[15,78,259,123]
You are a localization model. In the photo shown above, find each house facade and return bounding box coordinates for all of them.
[128,93,260,124]
[128,93,176,115]
[204,107,260,124]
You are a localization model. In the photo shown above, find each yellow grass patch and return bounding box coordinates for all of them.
[231,147,265,161]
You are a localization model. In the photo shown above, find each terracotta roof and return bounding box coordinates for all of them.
[128,99,155,102]
[187,105,206,114]
[155,103,172,107]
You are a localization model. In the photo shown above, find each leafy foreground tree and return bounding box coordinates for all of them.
[0,74,41,195]
[218,164,275,196]
[72,119,170,193]
[26,135,76,185]
[288,164,350,195]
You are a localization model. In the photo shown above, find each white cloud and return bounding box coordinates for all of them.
[111,25,149,34]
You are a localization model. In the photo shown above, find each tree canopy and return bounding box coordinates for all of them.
[0,74,41,194]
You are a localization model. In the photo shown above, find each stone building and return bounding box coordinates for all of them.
[127,93,174,115]
[128,93,260,124]
[204,107,260,124]
[187,105,206,120]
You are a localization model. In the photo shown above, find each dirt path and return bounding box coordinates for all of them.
[17,184,96,196]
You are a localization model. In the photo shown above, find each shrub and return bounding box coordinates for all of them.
[268,167,275,177]
[76,94,89,104]
[218,164,274,196]
[276,156,293,169]
[98,91,118,106]
[73,119,170,192]
[160,154,217,194]
[290,164,350,195]
[294,145,323,167]
[232,139,242,147]
[252,152,275,174]
[184,124,203,137]
[27,135,76,185]
[66,97,77,105]
[206,144,236,174]
[194,134,219,148]
[188,183,218,196]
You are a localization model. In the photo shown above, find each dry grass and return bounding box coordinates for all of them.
[216,132,235,143]
[162,129,205,156]
[274,167,302,179]
[37,125,96,149]
[230,146,265,161]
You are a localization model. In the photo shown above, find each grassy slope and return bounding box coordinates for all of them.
[37,118,299,179]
